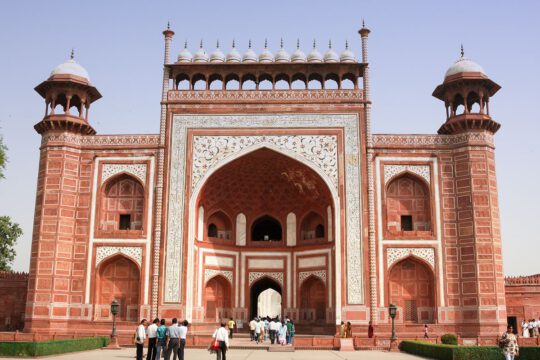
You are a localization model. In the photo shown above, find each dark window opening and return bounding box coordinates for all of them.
[207,223,218,237]
[251,216,282,241]
[119,214,131,230]
[315,224,324,238]
[401,215,413,231]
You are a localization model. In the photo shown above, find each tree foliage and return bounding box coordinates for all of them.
[0,134,6,179]
[0,216,22,271]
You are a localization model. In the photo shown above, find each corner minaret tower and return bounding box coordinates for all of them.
[433,48,506,336]
[34,51,101,135]
[433,46,501,135]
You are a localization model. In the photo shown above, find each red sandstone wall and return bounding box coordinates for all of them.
[0,272,28,331]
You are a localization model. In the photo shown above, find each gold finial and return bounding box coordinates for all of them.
[280,38,284,48]
[249,39,252,48]
[296,39,300,49]
[362,19,365,28]
[167,21,170,30]
[200,39,203,48]
[328,39,332,49]
[264,38,268,48]
[313,39,316,48]
[232,39,236,48]
[70,48,74,60]
[216,40,220,48]
[184,40,188,49]
[460,44,464,57]
[345,40,349,50]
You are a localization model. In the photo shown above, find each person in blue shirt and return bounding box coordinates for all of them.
[156,319,167,360]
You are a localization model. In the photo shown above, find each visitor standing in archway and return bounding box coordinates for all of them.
[227,318,235,339]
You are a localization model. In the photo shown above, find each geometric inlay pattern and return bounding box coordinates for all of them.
[204,269,233,285]
[386,247,435,269]
[101,163,147,186]
[95,246,143,268]
[298,270,327,286]
[192,135,338,191]
[248,272,284,287]
[384,165,430,185]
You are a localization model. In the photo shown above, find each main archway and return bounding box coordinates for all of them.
[250,277,282,319]
[191,146,338,325]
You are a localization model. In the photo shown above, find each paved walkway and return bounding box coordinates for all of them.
[1,348,423,359]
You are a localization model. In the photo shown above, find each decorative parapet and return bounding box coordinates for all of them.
[41,133,159,147]
[0,271,29,280]
[372,132,494,149]
[505,274,540,286]
[168,89,363,103]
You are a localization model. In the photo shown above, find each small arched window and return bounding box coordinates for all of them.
[207,223,218,237]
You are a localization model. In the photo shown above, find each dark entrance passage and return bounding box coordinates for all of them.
[250,277,282,319]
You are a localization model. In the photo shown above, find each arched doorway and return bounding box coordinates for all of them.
[97,256,140,321]
[250,277,282,319]
[388,257,435,323]
[205,276,232,321]
[258,289,282,318]
[300,276,326,322]
[251,215,282,241]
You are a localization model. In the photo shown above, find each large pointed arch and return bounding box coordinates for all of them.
[187,143,341,321]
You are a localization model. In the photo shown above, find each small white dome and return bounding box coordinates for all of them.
[177,41,193,62]
[445,57,485,78]
[340,41,356,63]
[210,41,225,63]
[275,39,290,63]
[193,41,209,62]
[291,40,306,63]
[226,40,242,63]
[50,53,90,81]
[307,41,323,63]
[323,41,339,63]
[243,40,258,63]
[259,40,274,63]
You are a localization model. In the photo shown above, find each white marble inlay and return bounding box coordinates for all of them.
[101,163,147,185]
[95,246,142,267]
[386,247,435,269]
[384,164,430,185]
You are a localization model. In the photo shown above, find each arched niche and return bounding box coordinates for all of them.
[300,275,326,322]
[388,257,435,323]
[98,174,145,234]
[300,211,325,240]
[206,210,233,240]
[385,173,431,235]
[95,255,140,321]
[251,215,282,242]
[205,275,232,321]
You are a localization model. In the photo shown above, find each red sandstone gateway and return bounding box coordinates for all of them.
[15,22,519,343]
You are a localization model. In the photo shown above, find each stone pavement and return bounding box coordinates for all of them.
[1,348,424,359]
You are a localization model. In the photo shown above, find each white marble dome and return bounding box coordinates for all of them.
[193,42,209,62]
[259,40,274,63]
[275,39,290,63]
[340,41,356,63]
[323,41,339,63]
[177,42,193,62]
[50,57,90,81]
[226,41,242,63]
[210,42,225,63]
[307,41,323,63]
[242,41,258,63]
[291,40,306,63]
[445,57,485,78]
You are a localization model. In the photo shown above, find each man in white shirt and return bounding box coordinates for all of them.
[178,320,188,360]
[254,318,262,344]
[269,319,277,344]
[249,318,257,341]
[146,318,159,360]
[212,323,229,360]
[135,319,147,360]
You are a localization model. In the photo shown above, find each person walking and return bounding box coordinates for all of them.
[345,321,352,338]
[147,318,159,360]
[521,320,529,338]
[249,318,256,341]
[227,318,235,339]
[339,321,346,338]
[263,317,269,342]
[135,319,148,360]
[156,319,168,360]
[254,318,262,344]
[423,324,429,339]
[277,321,287,345]
[269,318,277,344]
[212,323,229,360]
[286,319,295,345]
[166,318,181,360]
[178,320,188,360]
[500,325,519,360]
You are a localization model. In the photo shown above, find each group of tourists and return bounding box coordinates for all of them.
[521,318,540,338]
[134,318,189,360]
[247,316,295,345]
[339,321,352,338]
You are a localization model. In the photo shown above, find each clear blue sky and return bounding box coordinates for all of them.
[0,0,538,276]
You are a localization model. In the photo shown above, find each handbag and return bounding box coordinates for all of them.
[211,339,220,351]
